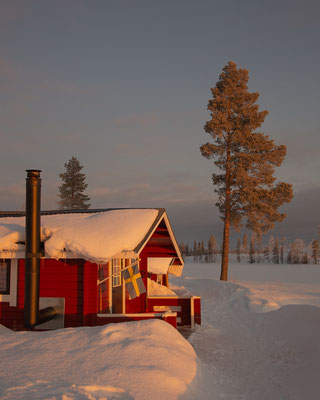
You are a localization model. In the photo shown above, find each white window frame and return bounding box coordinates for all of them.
[112,259,121,287]
[0,259,17,306]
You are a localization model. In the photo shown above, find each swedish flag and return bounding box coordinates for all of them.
[122,262,146,299]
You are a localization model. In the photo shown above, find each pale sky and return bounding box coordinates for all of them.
[1,0,319,246]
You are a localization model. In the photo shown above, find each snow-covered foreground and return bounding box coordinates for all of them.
[1,260,320,399]
[172,260,320,399]
[0,319,200,400]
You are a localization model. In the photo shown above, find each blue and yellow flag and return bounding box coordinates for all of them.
[122,262,146,299]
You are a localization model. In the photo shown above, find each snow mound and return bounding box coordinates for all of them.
[0,319,199,400]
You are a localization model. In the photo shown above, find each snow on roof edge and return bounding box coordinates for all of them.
[0,209,163,263]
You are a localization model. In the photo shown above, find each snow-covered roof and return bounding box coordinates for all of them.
[0,209,166,263]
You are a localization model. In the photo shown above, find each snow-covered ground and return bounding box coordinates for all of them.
[0,319,198,400]
[1,259,320,399]
[172,259,320,400]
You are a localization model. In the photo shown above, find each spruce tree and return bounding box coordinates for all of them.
[58,156,91,210]
[264,245,270,263]
[311,239,319,264]
[236,238,241,263]
[249,235,255,263]
[200,61,293,280]
[207,238,213,262]
[193,240,197,262]
[208,234,217,262]
[198,241,202,262]
[256,232,262,263]
[272,237,280,264]
[242,233,248,254]
[280,236,287,264]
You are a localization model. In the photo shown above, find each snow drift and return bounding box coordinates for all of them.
[0,319,199,400]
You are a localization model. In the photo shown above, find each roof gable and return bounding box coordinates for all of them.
[136,212,184,267]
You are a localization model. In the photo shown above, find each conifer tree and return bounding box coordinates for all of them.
[242,233,248,254]
[280,237,287,264]
[193,240,197,262]
[207,234,217,262]
[207,238,213,263]
[198,241,203,262]
[201,61,293,280]
[272,237,280,264]
[58,156,90,210]
[249,235,255,263]
[201,240,205,257]
[287,243,292,264]
[236,238,241,263]
[293,239,305,264]
[264,245,270,263]
[311,239,319,264]
[302,252,309,264]
[256,232,262,263]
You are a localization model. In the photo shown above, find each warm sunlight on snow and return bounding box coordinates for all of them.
[0,209,159,262]
[1,259,320,399]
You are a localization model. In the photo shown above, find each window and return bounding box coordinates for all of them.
[0,260,10,294]
[112,259,121,287]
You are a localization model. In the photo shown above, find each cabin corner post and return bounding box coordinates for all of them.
[24,169,42,329]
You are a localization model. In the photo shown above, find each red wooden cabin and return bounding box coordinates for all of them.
[0,208,200,331]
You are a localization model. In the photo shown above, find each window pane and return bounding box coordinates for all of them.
[0,261,9,293]
[112,259,121,287]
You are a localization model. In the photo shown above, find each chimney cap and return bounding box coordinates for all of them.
[26,169,42,177]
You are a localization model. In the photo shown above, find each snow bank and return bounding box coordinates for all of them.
[0,319,199,400]
[0,209,159,262]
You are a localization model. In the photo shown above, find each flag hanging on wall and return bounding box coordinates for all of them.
[122,261,146,299]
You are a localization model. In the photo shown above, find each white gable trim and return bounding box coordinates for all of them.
[137,212,184,266]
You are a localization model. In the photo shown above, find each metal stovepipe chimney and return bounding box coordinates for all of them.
[24,170,56,329]
[24,169,42,329]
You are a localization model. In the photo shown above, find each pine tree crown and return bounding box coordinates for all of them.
[200,61,293,234]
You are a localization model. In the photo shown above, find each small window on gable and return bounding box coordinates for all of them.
[0,260,10,294]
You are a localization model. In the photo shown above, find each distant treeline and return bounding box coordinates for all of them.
[179,229,320,265]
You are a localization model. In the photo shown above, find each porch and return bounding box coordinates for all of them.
[147,295,201,329]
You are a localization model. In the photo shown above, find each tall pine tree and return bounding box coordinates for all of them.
[201,61,293,280]
[58,156,91,210]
